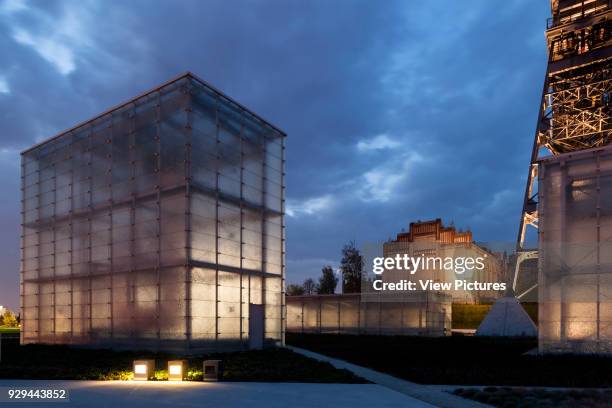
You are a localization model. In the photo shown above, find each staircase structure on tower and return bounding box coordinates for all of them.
[514,0,612,300]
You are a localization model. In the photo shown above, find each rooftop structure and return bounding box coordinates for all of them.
[394,218,472,244]
[384,219,505,303]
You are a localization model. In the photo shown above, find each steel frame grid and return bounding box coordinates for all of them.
[514,1,612,353]
[19,74,286,352]
[516,4,611,298]
[537,145,612,353]
[285,293,451,337]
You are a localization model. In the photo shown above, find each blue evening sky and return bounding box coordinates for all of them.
[0,0,549,308]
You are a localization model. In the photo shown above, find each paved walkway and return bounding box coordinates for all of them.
[287,346,490,408]
[0,379,436,408]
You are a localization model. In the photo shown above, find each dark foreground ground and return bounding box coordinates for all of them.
[454,387,612,408]
[286,333,612,387]
[0,337,364,383]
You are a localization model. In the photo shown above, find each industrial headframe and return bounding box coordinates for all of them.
[20,73,286,352]
[516,1,611,353]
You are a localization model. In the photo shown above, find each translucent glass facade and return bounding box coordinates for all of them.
[20,73,286,351]
[286,293,451,337]
[539,146,612,353]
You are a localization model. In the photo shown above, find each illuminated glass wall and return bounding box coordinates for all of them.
[286,293,451,336]
[20,74,285,351]
[539,146,612,354]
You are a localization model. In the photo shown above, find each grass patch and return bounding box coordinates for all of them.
[452,304,492,329]
[454,387,612,408]
[0,326,20,334]
[452,303,537,329]
[0,340,366,383]
[287,333,611,387]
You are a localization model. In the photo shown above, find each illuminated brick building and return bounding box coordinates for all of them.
[384,219,505,303]
[393,218,472,244]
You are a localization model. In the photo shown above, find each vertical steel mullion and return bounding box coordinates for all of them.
[538,165,546,351]
[185,84,193,347]
[214,95,220,344]
[36,158,41,342]
[357,295,361,334]
[156,93,162,346]
[68,134,74,342]
[52,150,57,343]
[87,125,93,340]
[239,112,245,345]
[261,131,267,339]
[129,105,137,339]
[19,155,27,344]
[301,300,304,333]
[108,118,114,343]
[596,153,601,346]
[247,136,251,337]
[559,163,567,342]
[337,299,340,333]
[280,136,286,342]
[318,299,321,333]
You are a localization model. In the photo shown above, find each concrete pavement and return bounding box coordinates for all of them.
[287,346,490,408]
[0,379,437,408]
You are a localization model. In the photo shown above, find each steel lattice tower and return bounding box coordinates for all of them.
[514,0,611,299]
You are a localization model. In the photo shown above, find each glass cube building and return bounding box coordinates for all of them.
[20,73,286,351]
[539,145,612,354]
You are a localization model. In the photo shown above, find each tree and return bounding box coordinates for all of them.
[2,309,18,328]
[286,284,305,296]
[303,278,316,295]
[341,241,362,293]
[317,266,338,295]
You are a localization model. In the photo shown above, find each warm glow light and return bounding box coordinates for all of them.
[167,360,186,381]
[133,360,154,381]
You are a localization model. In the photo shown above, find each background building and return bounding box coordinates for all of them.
[20,73,285,352]
[383,219,506,303]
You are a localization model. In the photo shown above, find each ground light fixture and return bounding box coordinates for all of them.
[203,360,223,381]
[168,360,187,381]
[133,360,155,381]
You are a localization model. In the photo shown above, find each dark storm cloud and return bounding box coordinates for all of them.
[0,0,548,307]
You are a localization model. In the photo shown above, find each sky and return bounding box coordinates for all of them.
[0,0,549,310]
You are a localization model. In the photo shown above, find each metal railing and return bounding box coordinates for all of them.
[547,0,611,29]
